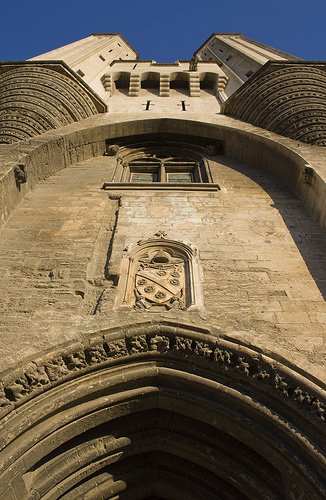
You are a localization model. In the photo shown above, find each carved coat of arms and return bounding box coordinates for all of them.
[134,250,186,310]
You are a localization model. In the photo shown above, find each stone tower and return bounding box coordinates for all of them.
[0,33,326,499]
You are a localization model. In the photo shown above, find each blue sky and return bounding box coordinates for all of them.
[0,0,325,63]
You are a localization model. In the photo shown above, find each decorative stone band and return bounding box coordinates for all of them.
[0,62,106,144]
[0,321,325,427]
[221,62,326,146]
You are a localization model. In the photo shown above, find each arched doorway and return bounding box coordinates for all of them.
[0,321,325,499]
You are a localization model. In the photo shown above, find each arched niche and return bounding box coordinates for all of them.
[170,71,190,95]
[199,71,219,93]
[140,71,160,90]
[114,238,203,311]
[2,116,326,231]
[109,142,213,183]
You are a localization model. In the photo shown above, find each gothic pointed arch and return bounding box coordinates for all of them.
[0,321,325,499]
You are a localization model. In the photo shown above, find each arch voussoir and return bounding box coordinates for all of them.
[0,321,325,499]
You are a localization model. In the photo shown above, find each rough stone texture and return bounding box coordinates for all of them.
[222,62,326,146]
[2,113,326,232]
[0,151,325,377]
[0,62,106,144]
[1,33,326,500]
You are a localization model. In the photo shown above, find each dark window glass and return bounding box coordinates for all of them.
[167,172,194,183]
[131,172,158,183]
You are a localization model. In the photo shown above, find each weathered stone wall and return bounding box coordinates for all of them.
[1,32,326,498]
[0,150,325,380]
[1,121,326,499]
[2,115,326,234]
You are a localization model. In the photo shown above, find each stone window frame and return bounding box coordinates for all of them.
[102,143,221,191]
[113,238,204,311]
[128,157,201,183]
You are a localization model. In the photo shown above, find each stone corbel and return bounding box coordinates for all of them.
[14,164,27,188]
[303,165,313,185]
[104,144,120,156]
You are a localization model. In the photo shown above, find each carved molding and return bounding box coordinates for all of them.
[0,321,325,499]
[0,322,325,428]
[1,331,326,498]
[222,62,326,146]
[0,63,106,144]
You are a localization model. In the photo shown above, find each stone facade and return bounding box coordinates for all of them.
[0,33,326,499]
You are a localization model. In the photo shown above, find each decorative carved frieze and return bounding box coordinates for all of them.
[0,323,325,426]
[221,62,326,146]
[0,63,106,143]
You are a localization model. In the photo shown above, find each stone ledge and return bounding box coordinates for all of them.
[101,182,221,191]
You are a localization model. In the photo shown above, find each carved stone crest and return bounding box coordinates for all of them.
[134,249,185,310]
[114,237,203,311]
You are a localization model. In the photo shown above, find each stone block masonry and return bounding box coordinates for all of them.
[0,152,325,377]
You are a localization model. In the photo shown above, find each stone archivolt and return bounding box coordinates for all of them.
[0,63,106,143]
[0,322,325,499]
[222,63,326,146]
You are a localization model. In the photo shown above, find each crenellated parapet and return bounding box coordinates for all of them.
[100,60,228,99]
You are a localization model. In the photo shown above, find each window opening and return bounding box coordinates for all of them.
[178,101,189,111]
[167,172,194,183]
[99,54,105,61]
[131,172,158,183]
[128,157,198,183]
[104,142,218,186]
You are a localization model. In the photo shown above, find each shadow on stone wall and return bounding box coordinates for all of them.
[216,156,326,300]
